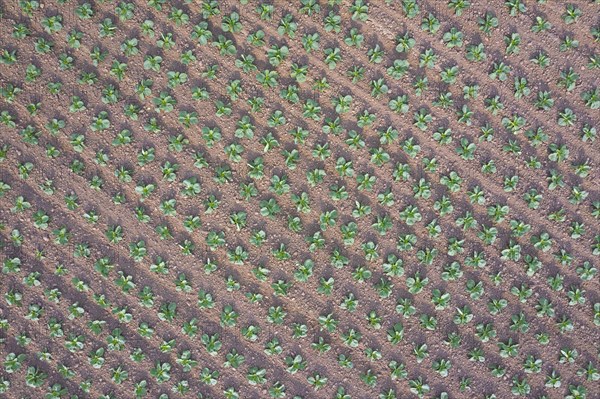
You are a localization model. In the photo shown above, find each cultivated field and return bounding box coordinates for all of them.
[0,0,599,398]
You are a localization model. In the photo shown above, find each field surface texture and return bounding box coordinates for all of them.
[1,0,599,398]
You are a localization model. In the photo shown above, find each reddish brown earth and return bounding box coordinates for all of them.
[0,0,599,398]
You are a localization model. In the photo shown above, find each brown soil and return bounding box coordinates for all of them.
[0,0,599,398]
